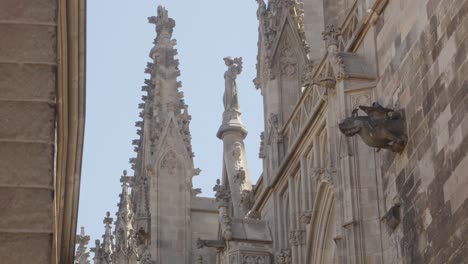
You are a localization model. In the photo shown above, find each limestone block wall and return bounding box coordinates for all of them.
[0,0,57,263]
[373,0,468,262]
[190,197,219,263]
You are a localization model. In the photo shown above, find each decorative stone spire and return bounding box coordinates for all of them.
[90,239,104,264]
[217,56,254,218]
[114,170,136,260]
[101,211,114,262]
[133,6,195,263]
[145,5,193,157]
[75,227,91,264]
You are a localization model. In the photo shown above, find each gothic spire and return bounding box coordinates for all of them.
[143,5,193,158]
[147,5,181,112]
[75,227,91,264]
[114,170,136,257]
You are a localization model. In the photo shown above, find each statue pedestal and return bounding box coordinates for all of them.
[217,109,248,139]
[224,218,273,264]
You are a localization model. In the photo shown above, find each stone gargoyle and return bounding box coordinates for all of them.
[338,102,407,153]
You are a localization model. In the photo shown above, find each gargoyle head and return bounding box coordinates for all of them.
[339,103,407,153]
[338,116,365,136]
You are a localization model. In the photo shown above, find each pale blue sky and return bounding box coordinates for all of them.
[78,0,263,244]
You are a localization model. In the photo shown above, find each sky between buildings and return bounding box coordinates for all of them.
[78,0,263,244]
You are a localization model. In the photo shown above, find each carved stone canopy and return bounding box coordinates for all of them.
[339,102,407,153]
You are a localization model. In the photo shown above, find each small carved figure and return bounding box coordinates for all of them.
[135,227,150,246]
[240,189,255,212]
[213,179,231,204]
[232,142,246,183]
[223,57,243,112]
[339,102,407,153]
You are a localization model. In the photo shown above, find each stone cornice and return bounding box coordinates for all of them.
[53,0,87,263]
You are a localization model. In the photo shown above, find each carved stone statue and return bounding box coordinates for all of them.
[339,102,407,153]
[223,57,243,112]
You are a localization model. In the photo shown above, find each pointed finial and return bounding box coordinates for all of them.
[103,211,113,226]
[148,6,175,37]
[120,171,134,188]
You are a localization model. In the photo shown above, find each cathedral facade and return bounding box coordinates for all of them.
[78,0,468,263]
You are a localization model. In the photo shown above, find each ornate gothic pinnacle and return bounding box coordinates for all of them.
[120,170,134,187]
[114,170,135,257]
[101,211,114,259]
[90,239,103,264]
[75,227,91,264]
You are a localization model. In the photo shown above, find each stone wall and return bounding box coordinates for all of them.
[190,197,219,263]
[374,0,468,263]
[0,1,57,262]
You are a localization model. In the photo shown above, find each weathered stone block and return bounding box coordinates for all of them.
[0,187,53,231]
[0,233,51,264]
[0,0,57,23]
[0,101,55,142]
[0,142,53,187]
[0,63,56,101]
[0,24,56,64]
